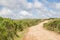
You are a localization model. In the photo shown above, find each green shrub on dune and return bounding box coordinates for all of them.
[0,17,41,40]
[44,19,60,33]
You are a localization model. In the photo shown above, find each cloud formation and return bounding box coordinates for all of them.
[0,0,60,19]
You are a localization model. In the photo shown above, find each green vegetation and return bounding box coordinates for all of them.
[44,18,60,34]
[0,17,41,40]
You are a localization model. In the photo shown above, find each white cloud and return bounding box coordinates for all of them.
[20,11,32,16]
[0,0,17,8]
[0,0,44,10]
[27,3,33,9]
[34,1,43,9]
[0,8,12,16]
[56,3,60,10]
[0,7,17,18]
[0,0,60,19]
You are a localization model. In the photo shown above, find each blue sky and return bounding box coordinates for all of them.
[27,0,33,2]
[48,0,60,3]
[0,0,60,19]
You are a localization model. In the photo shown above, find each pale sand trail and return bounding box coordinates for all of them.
[23,21,60,40]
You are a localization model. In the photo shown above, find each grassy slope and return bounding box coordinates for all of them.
[0,17,43,40]
[14,29,28,40]
[14,19,42,40]
[44,18,60,34]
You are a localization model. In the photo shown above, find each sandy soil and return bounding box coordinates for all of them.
[23,21,60,40]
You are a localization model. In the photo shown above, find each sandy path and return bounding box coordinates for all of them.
[23,21,60,40]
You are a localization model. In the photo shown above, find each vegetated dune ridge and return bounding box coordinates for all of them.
[23,20,60,40]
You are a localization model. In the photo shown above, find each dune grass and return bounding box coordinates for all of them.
[0,17,42,40]
[14,29,28,40]
[44,18,60,34]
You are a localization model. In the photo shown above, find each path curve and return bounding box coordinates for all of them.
[23,20,60,40]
